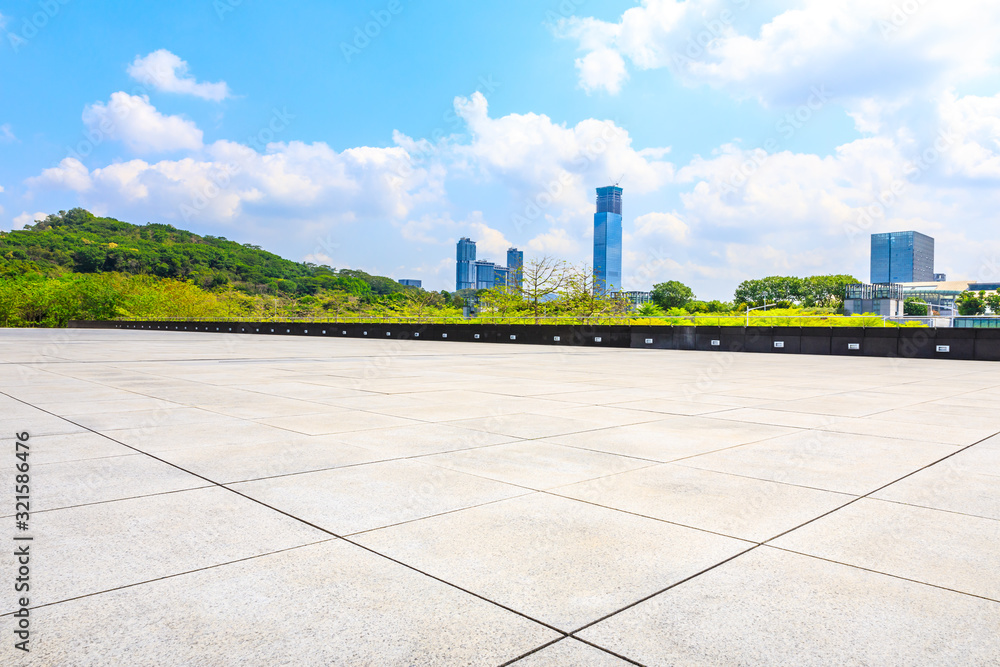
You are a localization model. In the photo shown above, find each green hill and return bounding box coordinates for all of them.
[0,208,408,298]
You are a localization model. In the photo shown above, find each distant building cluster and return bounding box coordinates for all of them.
[454,185,626,296]
[846,230,998,317]
[456,239,523,291]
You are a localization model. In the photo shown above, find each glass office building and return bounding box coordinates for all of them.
[594,186,623,293]
[456,237,476,290]
[398,279,422,288]
[473,260,497,290]
[506,247,523,290]
[870,231,935,283]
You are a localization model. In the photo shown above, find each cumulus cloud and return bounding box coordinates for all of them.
[557,0,1000,108]
[127,50,231,101]
[82,92,204,154]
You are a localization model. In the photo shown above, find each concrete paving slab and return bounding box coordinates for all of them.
[15,540,558,667]
[772,498,1000,600]
[233,459,529,535]
[420,440,655,491]
[554,463,854,542]
[334,422,518,457]
[577,547,1000,665]
[255,410,420,435]
[679,431,958,495]
[511,638,632,665]
[0,486,326,611]
[547,416,795,463]
[355,492,751,631]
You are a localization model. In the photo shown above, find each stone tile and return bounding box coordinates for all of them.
[355,493,750,631]
[0,486,326,611]
[256,410,419,435]
[577,547,1000,665]
[598,398,733,417]
[708,407,841,429]
[25,540,558,666]
[872,451,1000,520]
[25,431,136,465]
[3,454,207,513]
[680,431,957,495]
[761,391,924,418]
[445,413,606,440]
[335,422,517,457]
[817,417,991,446]
[420,440,654,490]
[772,498,1000,600]
[100,420,301,454]
[68,407,238,431]
[547,417,795,463]
[232,459,528,535]
[158,436,386,483]
[512,638,631,666]
[555,463,853,542]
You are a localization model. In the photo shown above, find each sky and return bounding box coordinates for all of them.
[2,0,1000,299]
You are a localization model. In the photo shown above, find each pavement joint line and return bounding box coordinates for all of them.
[499,636,648,667]
[1,483,217,518]
[860,497,1000,524]
[564,425,1000,637]
[0,538,338,617]
[0,389,572,638]
[762,544,1000,605]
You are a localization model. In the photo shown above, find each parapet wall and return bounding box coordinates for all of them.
[68,321,1000,362]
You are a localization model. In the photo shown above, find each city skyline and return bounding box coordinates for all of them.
[3,2,1000,298]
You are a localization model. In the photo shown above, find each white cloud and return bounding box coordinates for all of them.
[576,48,628,95]
[0,123,15,143]
[82,92,204,154]
[127,50,231,101]
[633,211,690,243]
[558,0,1000,109]
[12,212,48,230]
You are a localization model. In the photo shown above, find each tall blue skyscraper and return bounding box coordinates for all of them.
[870,231,934,283]
[593,186,623,293]
[456,237,476,290]
[506,247,523,290]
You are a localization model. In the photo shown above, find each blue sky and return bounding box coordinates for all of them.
[2,0,1000,299]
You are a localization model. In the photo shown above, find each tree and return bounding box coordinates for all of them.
[985,292,1000,314]
[957,290,986,316]
[904,298,928,316]
[651,280,694,310]
[521,256,566,324]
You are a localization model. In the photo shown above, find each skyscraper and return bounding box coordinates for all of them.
[506,247,523,290]
[870,231,935,283]
[593,186,623,293]
[456,237,476,290]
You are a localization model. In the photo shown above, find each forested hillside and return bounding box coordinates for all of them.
[0,208,408,298]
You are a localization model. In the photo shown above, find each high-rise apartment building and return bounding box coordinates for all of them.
[593,186,623,293]
[870,231,935,283]
[456,237,476,290]
[473,260,497,290]
[506,247,524,290]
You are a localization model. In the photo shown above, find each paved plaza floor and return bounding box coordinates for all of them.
[2,328,999,665]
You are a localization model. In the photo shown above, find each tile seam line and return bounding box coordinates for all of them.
[761,545,1000,605]
[861,496,1000,524]
[0,389,570,638]
[3,483,216,518]
[0,538,337,617]
[566,425,1000,636]
[498,636,647,667]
